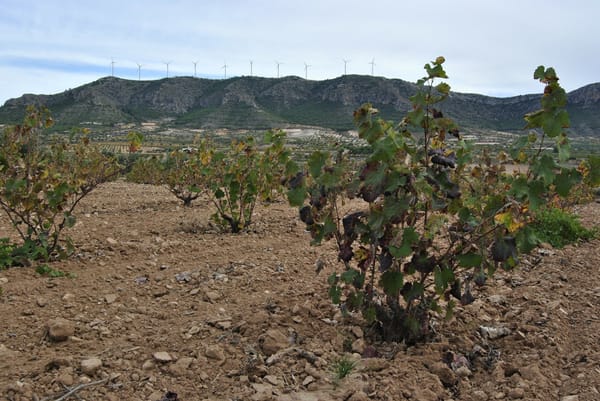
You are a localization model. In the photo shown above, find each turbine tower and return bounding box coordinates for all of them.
[193,61,198,77]
[304,62,311,80]
[275,60,283,78]
[136,63,142,80]
[222,62,228,79]
[249,60,253,76]
[164,61,171,78]
[111,57,116,77]
[369,58,376,76]
[342,59,350,76]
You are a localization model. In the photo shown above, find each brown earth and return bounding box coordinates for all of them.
[0,181,598,401]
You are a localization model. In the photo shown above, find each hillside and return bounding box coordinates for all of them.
[0,75,599,135]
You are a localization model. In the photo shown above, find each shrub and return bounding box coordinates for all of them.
[531,207,597,248]
[287,58,581,343]
[201,130,296,233]
[0,106,120,264]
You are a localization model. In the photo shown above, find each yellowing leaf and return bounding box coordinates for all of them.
[494,211,524,233]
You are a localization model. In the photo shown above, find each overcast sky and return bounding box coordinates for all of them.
[1,0,598,105]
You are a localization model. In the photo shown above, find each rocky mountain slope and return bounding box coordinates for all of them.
[1,75,598,135]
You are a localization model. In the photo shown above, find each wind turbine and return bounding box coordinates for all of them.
[249,60,253,76]
[111,57,116,77]
[275,60,283,78]
[304,62,311,80]
[193,61,198,77]
[222,62,228,79]
[164,61,171,78]
[369,58,376,76]
[342,59,350,76]
[136,63,142,80]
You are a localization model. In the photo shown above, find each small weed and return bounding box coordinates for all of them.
[35,264,75,278]
[531,207,597,248]
[332,355,357,381]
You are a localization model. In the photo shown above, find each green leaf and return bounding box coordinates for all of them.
[434,266,455,294]
[554,168,581,197]
[527,179,546,211]
[287,187,306,207]
[361,118,386,144]
[307,151,328,179]
[542,113,563,138]
[402,282,424,303]
[380,271,403,297]
[340,269,360,285]
[531,154,557,185]
[516,225,539,253]
[533,65,545,80]
[328,285,342,304]
[457,252,482,268]
[389,244,410,258]
[435,82,451,95]
[63,213,76,228]
[510,177,529,199]
[586,155,600,186]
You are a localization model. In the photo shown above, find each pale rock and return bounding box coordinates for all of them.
[348,391,370,401]
[412,388,440,401]
[204,290,222,302]
[142,360,155,370]
[479,325,511,339]
[80,358,102,375]
[36,298,48,307]
[106,237,118,245]
[302,375,316,386]
[169,357,194,376]
[0,344,19,358]
[430,362,457,386]
[519,364,545,382]
[508,388,525,399]
[455,366,473,378]
[0,277,7,284]
[148,391,165,401]
[216,320,232,330]
[264,375,279,386]
[47,318,75,341]
[251,383,273,400]
[205,345,225,361]
[351,326,364,338]
[152,287,169,297]
[187,326,201,336]
[488,295,507,305]
[560,396,579,401]
[351,338,365,354]
[104,294,118,304]
[304,364,325,380]
[260,329,289,356]
[472,390,488,401]
[62,293,75,301]
[57,372,74,386]
[152,351,173,362]
[362,358,388,372]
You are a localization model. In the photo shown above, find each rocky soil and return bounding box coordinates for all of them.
[0,181,598,401]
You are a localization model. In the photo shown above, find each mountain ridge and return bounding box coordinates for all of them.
[1,75,598,135]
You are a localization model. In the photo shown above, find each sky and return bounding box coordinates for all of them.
[1,0,599,106]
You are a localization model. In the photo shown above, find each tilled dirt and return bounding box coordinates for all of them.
[0,181,598,401]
